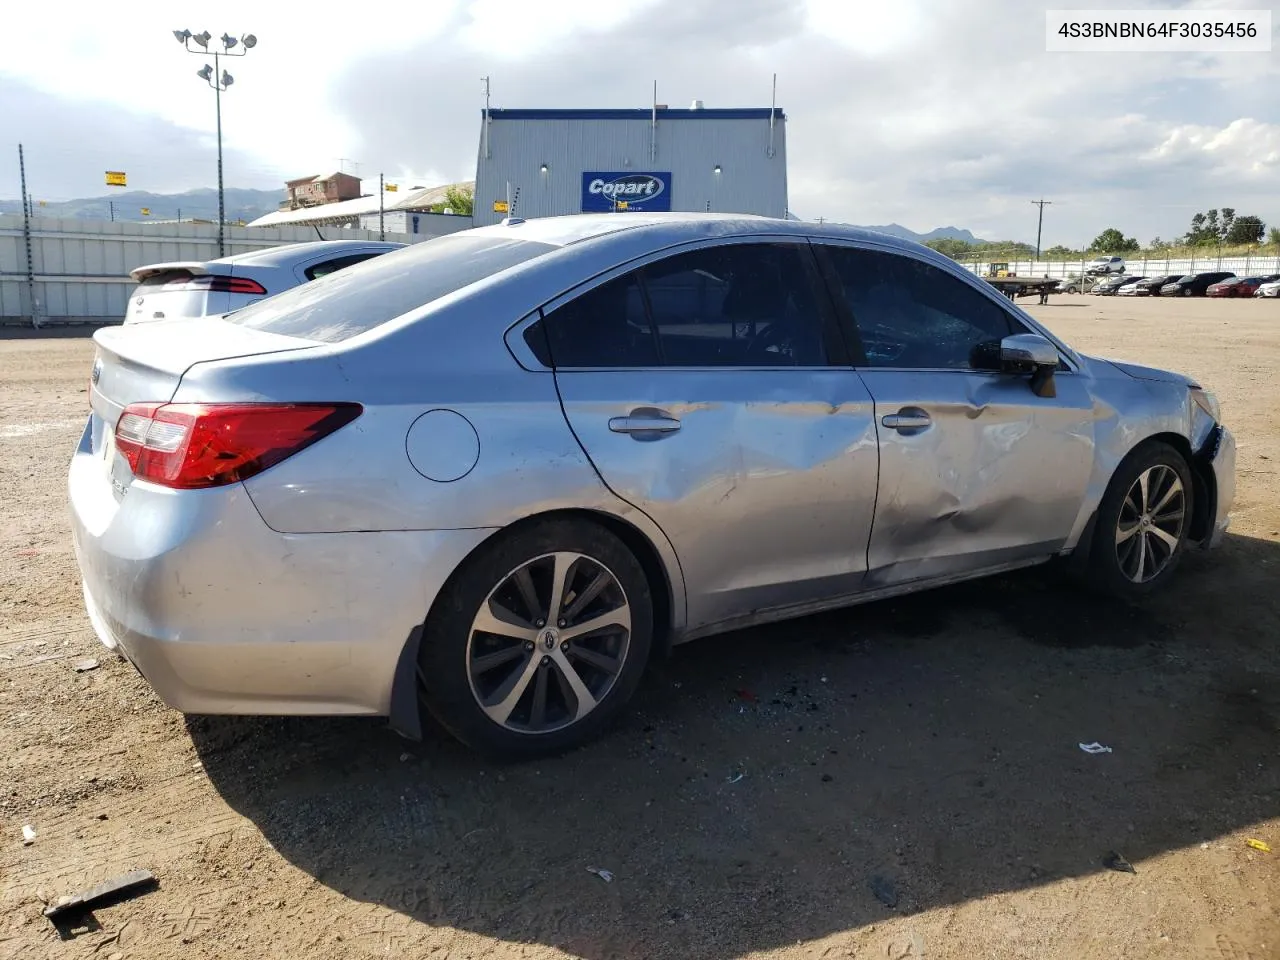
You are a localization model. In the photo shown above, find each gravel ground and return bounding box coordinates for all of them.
[2,295,1279,960]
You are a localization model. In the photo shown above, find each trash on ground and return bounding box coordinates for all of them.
[22,825,36,845]
[399,752,412,762]
[1246,838,1272,853]
[869,874,899,908]
[1079,741,1113,754]
[727,772,744,784]
[42,869,157,921]
[1103,851,1136,874]
[734,688,757,703]
[73,658,100,673]
[586,866,614,883]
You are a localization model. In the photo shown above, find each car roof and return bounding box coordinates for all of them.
[211,239,407,267]
[464,212,943,255]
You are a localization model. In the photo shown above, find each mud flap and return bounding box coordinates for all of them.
[388,625,425,741]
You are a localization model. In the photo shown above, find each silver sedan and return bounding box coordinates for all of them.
[70,214,1236,757]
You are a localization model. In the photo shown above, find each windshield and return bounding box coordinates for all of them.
[222,233,556,342]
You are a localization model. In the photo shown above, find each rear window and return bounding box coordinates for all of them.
[221,234,556,342]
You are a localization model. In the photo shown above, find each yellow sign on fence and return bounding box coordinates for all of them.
[105,171,127,187]
[140,208,151,216]
[386,183,399,192]
[492,200,509,213]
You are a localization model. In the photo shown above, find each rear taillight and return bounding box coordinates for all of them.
[115,402,362,489]
[164,275,268,296]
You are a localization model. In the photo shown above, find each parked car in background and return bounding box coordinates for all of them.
[1256,279,1280,298]
[1115,277,1149,296]
[1160,272,1236,297]
[1086,255,1126,275]
[1130,274,1184,297]
[1094,274,1142,295]
[1057,275,1100,294]
[123,240,406,325]
[70,213,1236,756]
[1208,275,1280,297]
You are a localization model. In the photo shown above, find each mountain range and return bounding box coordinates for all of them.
[0,191,986,245]
[0,188,285,223]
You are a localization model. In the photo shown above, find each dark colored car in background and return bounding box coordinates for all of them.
[1131,274,1184,296]
[1206,275,1280,297]
[1093,274,1142,295]
[1160,272,1236,297]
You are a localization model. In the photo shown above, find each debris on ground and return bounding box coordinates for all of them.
[586,866,614,883]
[734,688,757,703]
[22,825,36,845]
[869,874,899,908]
[42,870,158,921]
[73,658,100,672]
[821,773,834,783]
[399,752,412,762]
[1246,838,1272,853]
[1103,851,1136,874]
[727,772,744,784]
[1079,741,1113,754]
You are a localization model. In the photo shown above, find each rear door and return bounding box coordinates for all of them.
[814,242,1095,586]
[524,238,880,633]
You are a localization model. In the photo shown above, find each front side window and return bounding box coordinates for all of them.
[821,246,1016,369]
[529,242,834,369]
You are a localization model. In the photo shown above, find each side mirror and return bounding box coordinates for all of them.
[1001,333,1059,398]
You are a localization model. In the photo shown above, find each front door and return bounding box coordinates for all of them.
[526,239,880,633]
[816,242,1095,586]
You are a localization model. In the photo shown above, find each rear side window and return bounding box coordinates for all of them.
[304,253,382,281]
[223,234,555,342]
[527,242,836,368]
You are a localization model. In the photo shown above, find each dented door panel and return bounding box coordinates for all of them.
[859,369,1095,585]
[555,369,879,632]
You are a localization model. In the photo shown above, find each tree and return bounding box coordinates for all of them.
[1148,236,1170,251]
[1089,228,1139,252]
[1043,244,1078,259]
[430,185,474,216]
[1225,215,1265,245]
[924,238,975,260]
[1270,227,1280,248]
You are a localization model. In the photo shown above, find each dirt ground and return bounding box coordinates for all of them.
[2,295,1279,960]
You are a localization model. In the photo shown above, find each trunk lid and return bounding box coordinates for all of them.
[88,318,318,496]
[126,262,234,323]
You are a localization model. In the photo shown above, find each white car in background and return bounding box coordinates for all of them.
[123,240,405,325]
[1086,255,1126,276]
[1256,279,1280,298]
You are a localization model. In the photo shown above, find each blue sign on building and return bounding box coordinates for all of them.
[581,172,672,212]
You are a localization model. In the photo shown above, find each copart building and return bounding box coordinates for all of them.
[472,102,788,226]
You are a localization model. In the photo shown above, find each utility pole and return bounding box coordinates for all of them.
[1030,198,1053,259]
[173,28,257,257]
[109,200,115,222]
[379,172,385,241]
[18,144,39,329]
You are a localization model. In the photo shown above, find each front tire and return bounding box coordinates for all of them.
[1089,441,1194,597]
[419,518,654,758]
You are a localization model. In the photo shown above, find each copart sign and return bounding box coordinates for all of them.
[581,172,672,212]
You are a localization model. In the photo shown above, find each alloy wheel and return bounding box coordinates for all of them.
[466,552,632,735]
[1114,464,1186,584]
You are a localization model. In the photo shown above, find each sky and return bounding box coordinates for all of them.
[1,0,1276,247]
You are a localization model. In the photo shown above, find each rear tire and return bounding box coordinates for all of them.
[419,518,653,759]
[1088,441,1194,598]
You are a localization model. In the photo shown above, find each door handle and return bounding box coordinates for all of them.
[881,411,932,431]
[608,415,682,435]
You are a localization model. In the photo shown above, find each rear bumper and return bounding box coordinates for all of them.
[69,419,494,716]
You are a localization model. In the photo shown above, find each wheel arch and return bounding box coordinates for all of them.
[388,507,682,740]
[1069,430,1215,570]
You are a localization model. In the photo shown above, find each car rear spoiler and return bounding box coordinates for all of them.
[128,262,231,283]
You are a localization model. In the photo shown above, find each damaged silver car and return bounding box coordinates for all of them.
[70,213,1235,757]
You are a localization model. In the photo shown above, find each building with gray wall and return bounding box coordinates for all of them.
[473,106,787,227]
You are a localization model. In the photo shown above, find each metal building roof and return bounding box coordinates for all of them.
[486,108,785,121]
[247,181,474,227]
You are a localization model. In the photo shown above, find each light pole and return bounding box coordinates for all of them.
[173,28,257,257]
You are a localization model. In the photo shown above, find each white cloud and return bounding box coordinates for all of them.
[3,0,1278,245]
